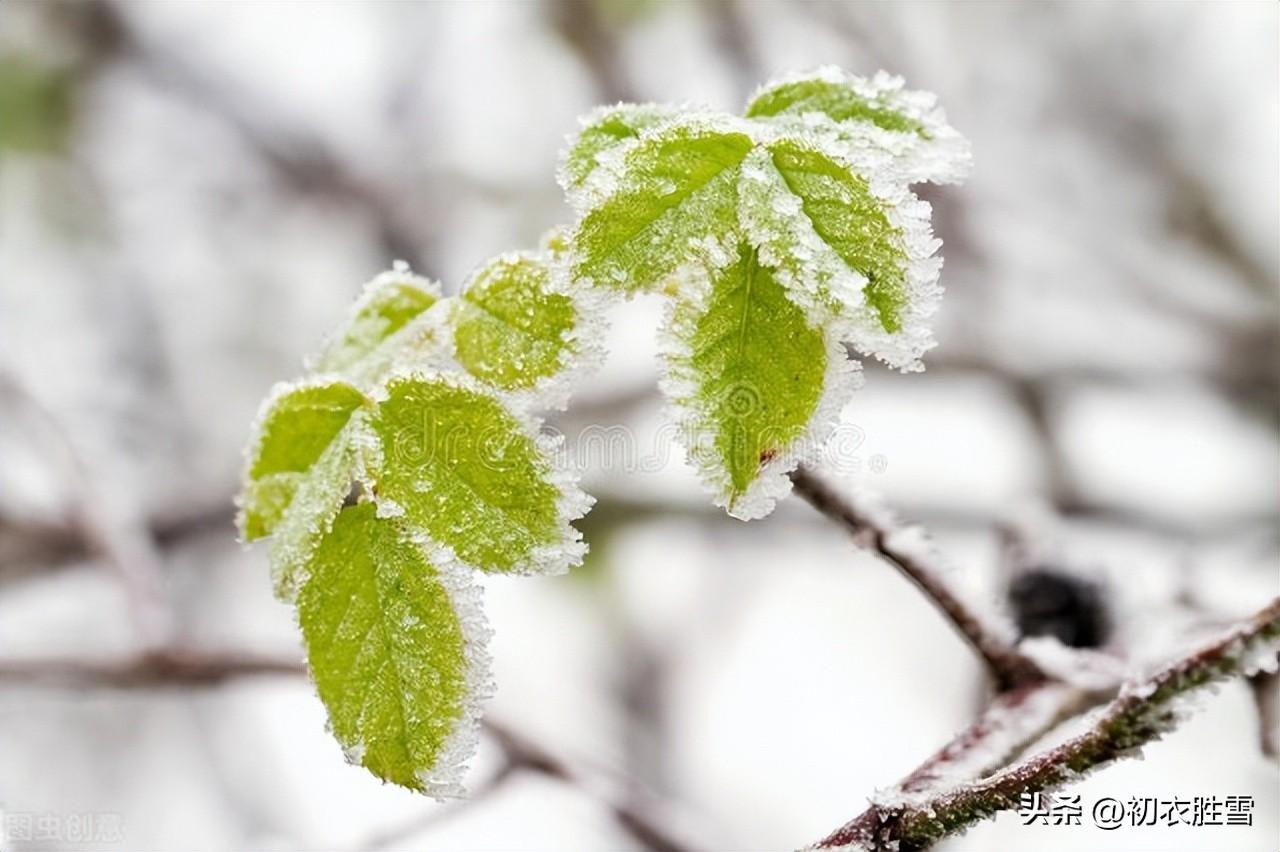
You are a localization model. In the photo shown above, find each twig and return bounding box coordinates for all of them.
[0,649,698,852]
[548,0,637,103]
[0,372,172,645]
[790,465,1045,690]
[0,648,304,688]
[813,597,1280,851]
[1250,667,1279,759]
[356,764,518,851]
[89,1,431,269]
[485,719,694,852]
[896,681,1090,796]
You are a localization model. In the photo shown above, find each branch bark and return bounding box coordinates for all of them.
[790,465,1045,690]
[812,597,1280,851]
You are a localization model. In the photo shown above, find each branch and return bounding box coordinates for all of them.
[790,465,1045,689]
[0,648,304,687]
[0,372,172,644]
[1250,667,1279,759]
[895,681,1090,797]
[813,597,1280,851]
[485,719,694,852]
[0,648,698,852]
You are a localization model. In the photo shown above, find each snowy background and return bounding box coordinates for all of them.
[0,2,1277,850]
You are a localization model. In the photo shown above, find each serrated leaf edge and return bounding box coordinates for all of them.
[234,374,372,543]
[368,367,594,576]
[305,263,449,384]
[436,249,612,412]
[737,140,944,372]
[294,506,496,799]
[656,261,863,521]
[745,65,972,186]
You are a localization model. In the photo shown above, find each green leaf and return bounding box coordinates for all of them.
[297,502,489,796]
[0,55,74,153]
[560,103,678,193]
[739,139,941,370]
[662,244,853,519]
[237,378,374,596]
[570,122,754,293]
[238,378,370,541]
[369,373,588,575]
[450,252,581,395]
[312,265,444,384]
[745,68,971,187]
[746,72,928,137]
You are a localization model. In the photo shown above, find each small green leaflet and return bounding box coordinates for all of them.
[311,264,445,387]
[297,502,490,795]
[662,244,854,519]
[237,378,373,594]
[747,76,927,137]
[450,252,581,397]
[738,139,943,370]
[745,67,972,187]
[570,121,753,294]
[369,373,589,576]
[561,103,680,195]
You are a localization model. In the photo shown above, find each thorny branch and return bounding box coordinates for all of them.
[815,598,1280,851]
[790,465,1279,850]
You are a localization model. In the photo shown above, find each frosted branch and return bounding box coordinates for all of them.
[812,597,1280,851]
[790,465,1045,689]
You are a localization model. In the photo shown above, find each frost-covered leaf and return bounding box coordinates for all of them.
[312,264,446,385]
[237,378,370,542]
[747,69,928,136]
[0,55,74,153]
[745,67,971,186]
[450,252,581,396]
[738,139,942,370]
[297,502,490,796]
[570,121,753,293]
[369,373,589,575]
[661,244,857,520]
[560,103,680,195]
[237,378,374,596]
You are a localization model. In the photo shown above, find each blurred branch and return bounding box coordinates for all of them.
[486,719,695,852]
[813,597,1280,851]
[548,0,637,102]
[703,0,762,99]
[357,764,518,851]
[0,647,303,688]
[1250,665,1279,759]
[84,1,431,268]
[0,647,699,852]
[790,465,1046,690]
[895,681,1089,797]
[0,372,171,644]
